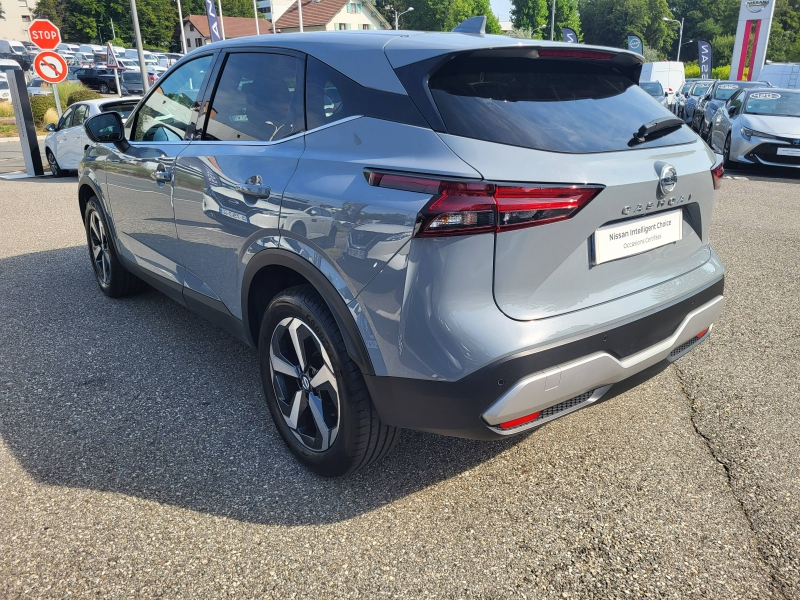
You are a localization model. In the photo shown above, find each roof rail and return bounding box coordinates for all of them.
[452,16,486,35]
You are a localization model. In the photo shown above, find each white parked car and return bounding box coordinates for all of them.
[44,97,140,176]
[0,74,11,102]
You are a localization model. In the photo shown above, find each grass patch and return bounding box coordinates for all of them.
[0,103,14,118]
[0,123,18,137]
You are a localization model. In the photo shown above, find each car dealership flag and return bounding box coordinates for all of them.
[205,0,222,42]
[562,27,578,43]
[627,35,643,55]
[698,40,713,79]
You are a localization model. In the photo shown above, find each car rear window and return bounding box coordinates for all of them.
[428,56,695,153]
[640,81,663,96]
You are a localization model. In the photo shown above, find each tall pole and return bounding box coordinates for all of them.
[176,0,187,53]
[394,10,398,30]
[676,17,684,62]
[129,0,151,93]
[550,0,555,41]
[252,0,260,34]
[297,0,304,32]
[111,18,116,39]
[217,0,226,39]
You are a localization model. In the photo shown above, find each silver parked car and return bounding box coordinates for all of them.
[709,88,800,168]
[680,79,714,123]
[640,80,670,108]
[78,24,725,476]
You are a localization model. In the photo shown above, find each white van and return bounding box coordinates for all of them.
[640,61,685,111]
[759,63,800,89]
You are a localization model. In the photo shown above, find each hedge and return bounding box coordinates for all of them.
[66,89,102,105]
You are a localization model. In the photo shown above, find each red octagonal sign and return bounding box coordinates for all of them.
[28,19,62,51]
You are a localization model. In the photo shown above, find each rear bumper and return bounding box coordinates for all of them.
[364,277,724,440]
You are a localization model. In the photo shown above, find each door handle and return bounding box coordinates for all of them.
[153,165,172,185]
[236,175,271,200]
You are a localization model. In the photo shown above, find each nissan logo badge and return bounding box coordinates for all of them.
[659,164,678,194]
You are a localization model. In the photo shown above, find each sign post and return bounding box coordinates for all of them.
[106,43,122,98]
[6,69,44,177]
[730,0,776,81]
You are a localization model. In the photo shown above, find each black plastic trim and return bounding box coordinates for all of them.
[364,277,724,440]
[240,248,375,375]
[183,287,246,341]
[118,254,187,307]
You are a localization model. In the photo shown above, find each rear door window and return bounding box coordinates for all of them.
[204,52,304,142]
[428,56,696,153]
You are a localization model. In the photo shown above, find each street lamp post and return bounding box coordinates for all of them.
[662,16,685,62]
[386,5,413,30]
[176,0,187,54]
[550,0,555,41]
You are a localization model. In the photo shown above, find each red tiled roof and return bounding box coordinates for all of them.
[185,14,274,39]
[275,0,348,29]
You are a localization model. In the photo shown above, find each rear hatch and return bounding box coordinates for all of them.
[388,41,718,321]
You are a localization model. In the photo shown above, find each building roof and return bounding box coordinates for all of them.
[184,14,274,39]
[275,0,348,29]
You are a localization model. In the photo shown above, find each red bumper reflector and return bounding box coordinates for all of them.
[696,328,709,339]
[498,411,541,430]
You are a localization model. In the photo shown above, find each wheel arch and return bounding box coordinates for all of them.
[78,175,102,222]
[241,248,377,376]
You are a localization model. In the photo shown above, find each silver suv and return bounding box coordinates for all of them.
[79,23,725,476]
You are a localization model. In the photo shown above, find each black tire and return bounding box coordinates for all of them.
[99,83,110,94]
[258,284,400,477]
[723,134,734,169]
[84,197,145,298]
[46,149,63,177]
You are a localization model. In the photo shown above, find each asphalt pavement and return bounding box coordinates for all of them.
[0,137,48,175]
[0,171,798,598]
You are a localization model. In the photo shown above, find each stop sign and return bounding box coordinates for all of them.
[28,19,62,51]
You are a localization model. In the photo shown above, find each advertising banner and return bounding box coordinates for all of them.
[627,35,643,55]
[698,40,713,78]
[729,0,776,81]
[562,28,578,43]
[205,0,222,43]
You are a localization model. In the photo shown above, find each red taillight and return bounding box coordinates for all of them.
[365,170,602,237]
[711,162,724,190]
[498,411,541,430]
[494,186,601,231]
[696,328,709,338]
[538,49,615,60]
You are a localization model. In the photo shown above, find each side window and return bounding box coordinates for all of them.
[204,52,304,142]
[72,104,89,127]
[131,54,212,142]
[305,57,360,130]
[57,106,75,131]
[729,90,744,115]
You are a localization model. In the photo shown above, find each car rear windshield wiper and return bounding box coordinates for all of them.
[630,116,685,145]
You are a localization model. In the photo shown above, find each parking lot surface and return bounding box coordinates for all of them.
[0,171,798,598]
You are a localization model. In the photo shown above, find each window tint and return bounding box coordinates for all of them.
[428,56,696,153]
[204,52,304,142]
[0,80,7,90]
[131,54,212,142]
[101,101,138,120]
[72,104,89,126]
[306,57,426,130]
[122,72,142,84]
[745,91,800,117]
[57,106,74,130]
[691,83,711,96]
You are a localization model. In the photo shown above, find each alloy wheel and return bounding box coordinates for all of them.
[269,317,340,452]
[47,151,59,177]
[88,211,111,285]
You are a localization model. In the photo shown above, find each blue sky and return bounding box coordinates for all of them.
[491,0,512,22]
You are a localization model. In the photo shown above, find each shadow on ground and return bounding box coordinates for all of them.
[0,246,528,525]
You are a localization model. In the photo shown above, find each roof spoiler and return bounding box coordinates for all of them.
[452,16,486,35]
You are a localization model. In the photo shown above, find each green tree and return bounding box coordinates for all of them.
[766,0,800,62]
[32,0,67,30]
[0,2,5,20]
[511,0,546,33]
[404,0,501,33]
[553,0,581,40]
[711,32,734,66]
[578,0,676,55]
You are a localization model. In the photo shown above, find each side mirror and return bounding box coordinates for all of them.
[44,123,55,132]
[85,111,125,144]
[704,94,711,100]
